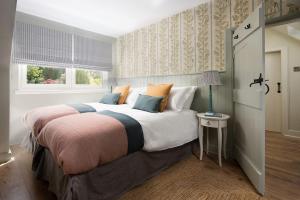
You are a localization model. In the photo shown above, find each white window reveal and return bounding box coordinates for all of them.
[18,64,108,92]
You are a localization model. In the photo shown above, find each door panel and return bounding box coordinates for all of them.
[233,6,265,195]
[265,52,282,132]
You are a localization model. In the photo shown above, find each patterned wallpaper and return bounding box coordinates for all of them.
[116,0,257,78]
[265,0,300,19]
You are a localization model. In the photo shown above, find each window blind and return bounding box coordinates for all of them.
[73,35,112,71]
[12,21,73,67]
[12,20,113,71]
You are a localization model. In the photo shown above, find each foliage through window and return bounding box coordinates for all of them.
[21,65,106,91]
[75,69,102,86]
[27,65,66,84]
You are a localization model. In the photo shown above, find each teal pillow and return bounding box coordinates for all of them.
[100,93,121,104]
[133,95,163,113]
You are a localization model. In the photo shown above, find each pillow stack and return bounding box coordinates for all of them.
[132,83,173,113]
[145,84,173,112]
[113,85,130,104]
[126,87,146,107]
[167,86,197,110]
[99,85,130,105]
[100,84,196,113]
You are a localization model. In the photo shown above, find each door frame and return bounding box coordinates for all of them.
[265,48,297,137]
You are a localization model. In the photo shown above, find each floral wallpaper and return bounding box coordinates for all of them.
[231,0,253,27]
[148,24,158,76]
[181,9,196,74]
[212,0,231,71]
[158,18,169,75]
[169,14,181,75]
[265,0,300,19]
[116,0,260,78]
[195,2,211,72]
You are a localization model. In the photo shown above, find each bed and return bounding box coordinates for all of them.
[26,86,199,200]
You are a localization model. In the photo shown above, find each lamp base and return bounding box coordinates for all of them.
[205,112,222,118]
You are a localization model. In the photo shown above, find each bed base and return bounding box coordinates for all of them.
[32,142,194,200]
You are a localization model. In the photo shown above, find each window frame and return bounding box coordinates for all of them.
[18,64,108,93]
[71,68,107,90]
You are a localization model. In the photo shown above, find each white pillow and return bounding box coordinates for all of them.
[167,87,197,111]
[126,87,146,107]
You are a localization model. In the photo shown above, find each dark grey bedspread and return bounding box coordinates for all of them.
[32,142,193,200]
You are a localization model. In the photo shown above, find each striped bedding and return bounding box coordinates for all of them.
[36,110,144,174]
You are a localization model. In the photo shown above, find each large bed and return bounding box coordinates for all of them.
[25,87,199,200]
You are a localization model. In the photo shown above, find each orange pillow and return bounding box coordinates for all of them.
[113,85,130,104]
[146,84,173,112]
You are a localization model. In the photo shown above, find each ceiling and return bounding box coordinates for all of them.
[271,21,300,41]
[17,0,208,37]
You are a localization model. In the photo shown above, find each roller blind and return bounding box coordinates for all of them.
[12,21,113,71]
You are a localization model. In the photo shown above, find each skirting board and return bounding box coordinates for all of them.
[234,145,264,195]
[0,149,12,164]
[284,130,300,138]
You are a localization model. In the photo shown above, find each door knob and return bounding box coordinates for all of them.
[277,82,281,93]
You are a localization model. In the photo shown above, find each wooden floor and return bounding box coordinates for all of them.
[265,131,300,200]
[0,131,299,200]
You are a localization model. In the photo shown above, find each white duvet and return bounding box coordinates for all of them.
[85,103,198,152]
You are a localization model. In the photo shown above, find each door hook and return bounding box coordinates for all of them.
[249,73,264,87]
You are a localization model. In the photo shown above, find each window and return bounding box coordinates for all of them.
[12,20,113,93]
[19,64,107,91]
[26,65,66,85]
[75,69,103,87]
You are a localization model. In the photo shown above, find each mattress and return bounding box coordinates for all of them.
[84,103,198,152]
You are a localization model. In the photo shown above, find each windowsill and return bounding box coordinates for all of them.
[15,88,109,95]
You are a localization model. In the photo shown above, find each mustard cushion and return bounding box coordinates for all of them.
[113,85,130,104]
[146,84,173,112]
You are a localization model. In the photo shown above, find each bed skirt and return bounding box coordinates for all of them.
[32,142,194,200]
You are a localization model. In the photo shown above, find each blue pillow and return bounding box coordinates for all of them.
[100,93,121,104]
[133,95,163,113]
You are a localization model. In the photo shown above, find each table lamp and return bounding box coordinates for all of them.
[199,70,222,117]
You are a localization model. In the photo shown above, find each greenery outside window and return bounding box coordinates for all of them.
[27,65,66,84]
[75,69,103,87]
[19,64,107,92]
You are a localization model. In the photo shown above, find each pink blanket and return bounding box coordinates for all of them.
[37,113,130,174]
[24,105,79,137]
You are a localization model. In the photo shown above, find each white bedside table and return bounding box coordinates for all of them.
[197,113,230,167]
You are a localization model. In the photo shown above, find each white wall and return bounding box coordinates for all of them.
[0,0,17,163]
[265,28,300,135]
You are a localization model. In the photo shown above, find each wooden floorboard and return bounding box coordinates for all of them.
[0,131,298,200]
[265,131,300,200]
